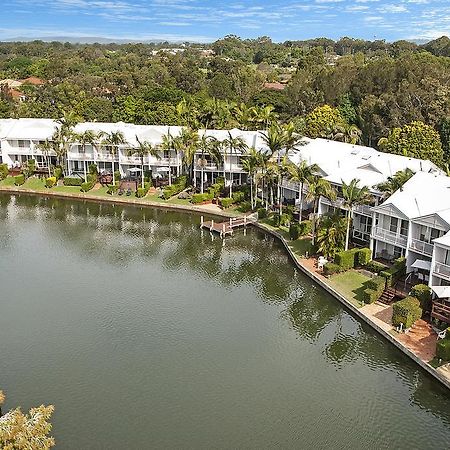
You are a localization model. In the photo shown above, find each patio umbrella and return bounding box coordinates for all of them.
[431,285,450,299]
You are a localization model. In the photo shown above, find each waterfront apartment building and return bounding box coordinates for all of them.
[1,118,450,293]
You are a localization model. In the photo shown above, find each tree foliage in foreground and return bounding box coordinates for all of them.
[0,390,55,449]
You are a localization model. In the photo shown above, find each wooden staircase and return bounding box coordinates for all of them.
[378,288,396,305]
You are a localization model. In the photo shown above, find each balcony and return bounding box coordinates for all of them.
[121,156,145,165]
[68,152,94,160]
[434,262,450,280]
[409,238,434,257]
[96,153,118,161]
[353,203,373,217]
[371,226,408,247]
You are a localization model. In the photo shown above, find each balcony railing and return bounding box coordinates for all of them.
[95,153,118,161]
[409,238,434,257]
[371,226,408,247]
[434,262,450,280]
[353,204,373,216]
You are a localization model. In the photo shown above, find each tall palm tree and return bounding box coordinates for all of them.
[160,129,179,186]
[222,132,248,198]
[176,98,200,129]
[261,122,303,216]
[128,135,160,188]
[35,139,54,177]
[196,134,221,194]
[174,127,199,185]
[254,105,277,131]
[74,130,99,182]
[55,112,79,175]
[306,176,336,245]
[376,168,415,200]
[234,103,257,131]
[241,147,261,209]
[341,178,372,250]
[317,213,347,258]
[288,160,320,222]
[100,130,126,185]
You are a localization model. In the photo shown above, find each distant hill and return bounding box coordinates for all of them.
[2,36,185,44]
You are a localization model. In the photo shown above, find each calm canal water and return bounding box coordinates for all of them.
[0,193,449,449]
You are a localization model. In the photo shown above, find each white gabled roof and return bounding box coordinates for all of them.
[434,231,450,248]
[374,172,450,220]
[0,118,57,140]
[287,137,443,192]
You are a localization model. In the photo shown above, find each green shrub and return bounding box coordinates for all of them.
[191,193,213,204]
[323,262,341,276]
[257,208,267,220]
[269,213,280,227]
[437,339,450,361]
[23,159,36,178]
[136,187,149,198]
[14,174,25,186]
[366,260,388,274]
[298,220,312,236]
[63,176,83,186]
[80,180,95,192]
[107,184,118,195]
[89,163,98,175]
[114,170,121,182]
[289,223,301,240]
[0,163,8,180]
[53,167,63,180]
[161,176,187,200]
[392,297,422,328]
[220,197,234,209]
[410,284,432,311]
[232,191,245,203]
[366,276,386,292]
[362,289,379,304]
[237,201,252,213]
[280,213,291,227]
[356,248,372,266]
[45,176,57,188]
[361,275,385,304]
[335,249,358,271]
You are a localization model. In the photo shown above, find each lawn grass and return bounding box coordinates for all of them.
[329,269,372,308]
[0,176,17,186]
[23,177,46,190]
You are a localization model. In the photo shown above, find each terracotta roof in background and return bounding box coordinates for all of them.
[263,82,286,91]
[21,76,44,85]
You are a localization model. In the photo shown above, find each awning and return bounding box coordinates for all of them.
[411,259,432,271]
[431,285,450,298]
[128,167,142,173]
[156,167,170,172]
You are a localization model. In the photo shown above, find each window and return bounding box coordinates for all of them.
[400,219,408,236]
[78,145,85,154]
[430,228,442,241]
[18,140,28,148]
[393,246,404,258]
[419,225,427,242]
[389,217,398,233]
[444,249,450,266]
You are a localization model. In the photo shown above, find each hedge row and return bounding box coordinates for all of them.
[436,328,450,361]
[380,257,406,287]
[365,260,388,274]
[161,176,187,200]
[323,262,341,276]
[14,174,25,186]
[63,176,83,186]
[220,197,234,209]
[392,296,422,329]
[362,276,385,304]
[191,192,214,204]
[410,284,432,311]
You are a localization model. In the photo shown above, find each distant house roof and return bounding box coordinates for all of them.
[263,82,286,91]
[8,88,25,100]
[21,76,44,85]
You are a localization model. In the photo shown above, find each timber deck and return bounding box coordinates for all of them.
[200,215,256,237]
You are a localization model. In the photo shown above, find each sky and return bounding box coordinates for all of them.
[0,0,449,43]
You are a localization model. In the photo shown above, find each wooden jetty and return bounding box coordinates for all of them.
[200,215,256,237]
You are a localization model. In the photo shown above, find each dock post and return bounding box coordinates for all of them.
[229,218,232,227]
[200,215,204,227]
[244,216,247,227]
[222,223,226,237]
[211,219,214,232]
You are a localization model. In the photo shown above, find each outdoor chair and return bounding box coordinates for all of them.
[118,188,124,196]
[126,188,132,196]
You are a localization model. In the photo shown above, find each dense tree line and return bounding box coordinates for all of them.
[0,35,449,168]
